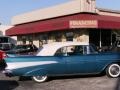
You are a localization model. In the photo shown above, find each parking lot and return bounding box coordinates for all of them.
[0,72,119,90]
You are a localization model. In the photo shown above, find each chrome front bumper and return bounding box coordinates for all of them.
[2,69,13,77]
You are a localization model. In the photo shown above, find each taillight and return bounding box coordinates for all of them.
[2,52,7,59]
[0,50,7,60]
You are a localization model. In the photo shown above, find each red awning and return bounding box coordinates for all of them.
[6,13,120,36]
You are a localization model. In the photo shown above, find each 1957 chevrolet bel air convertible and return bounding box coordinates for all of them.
[2,42,120,83]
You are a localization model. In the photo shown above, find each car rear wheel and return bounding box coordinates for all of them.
[32,76,48,83]
[106,64,120,78]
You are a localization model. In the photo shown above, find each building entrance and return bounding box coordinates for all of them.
[89,29,112,49]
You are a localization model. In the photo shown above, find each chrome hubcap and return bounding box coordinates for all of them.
[110,66,120,75]
[33,76,47,83]
[35,76,46,80]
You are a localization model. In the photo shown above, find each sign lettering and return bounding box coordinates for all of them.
[69,20,98,28]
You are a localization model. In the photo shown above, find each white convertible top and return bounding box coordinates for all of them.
[36,42,89,56]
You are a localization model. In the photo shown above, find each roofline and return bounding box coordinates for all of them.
[11,0,96,25]
[14,12,98,26]
[97,7,120,14]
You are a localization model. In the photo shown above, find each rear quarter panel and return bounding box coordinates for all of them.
[4,56,66,76]
[95,52,120,73]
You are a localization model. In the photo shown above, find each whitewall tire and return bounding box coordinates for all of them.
[32,76,48,83]
[106,64,120,78]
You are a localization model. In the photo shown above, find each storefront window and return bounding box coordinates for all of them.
[111,34,116,45]
[28,35,33,44]
[22,36,26,44]
[55,34,62,42]
[89,29,113,52]
[39,34,48,44]
[66,32,74,41]
[66,37,73,41]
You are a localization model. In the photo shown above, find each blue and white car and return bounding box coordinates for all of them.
[3,42,120,83]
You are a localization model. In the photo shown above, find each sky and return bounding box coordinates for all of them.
[0,0,120,25]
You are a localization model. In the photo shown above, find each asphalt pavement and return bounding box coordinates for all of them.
[0,72,120,90]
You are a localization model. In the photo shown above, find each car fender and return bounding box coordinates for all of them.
[99,61,120,73]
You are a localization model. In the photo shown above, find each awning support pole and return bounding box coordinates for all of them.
[100,29,102,48]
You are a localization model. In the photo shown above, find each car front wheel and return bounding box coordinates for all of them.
[106,64,120,78]
[32,76,48,83]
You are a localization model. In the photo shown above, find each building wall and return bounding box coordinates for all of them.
[12,0,96,25]
[17,29,89,47]
[11,0,120,26]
